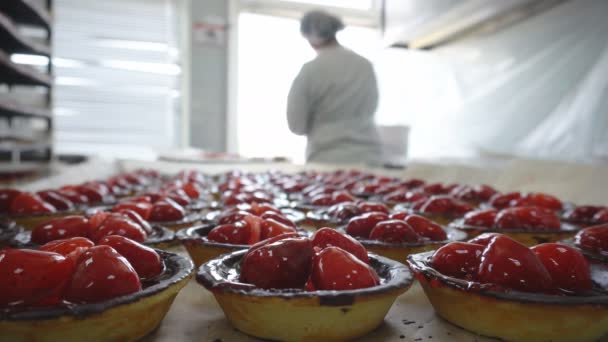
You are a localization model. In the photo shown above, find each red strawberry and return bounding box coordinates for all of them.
[311,247,380,290]
[0,189,21,214]
[512,193,563,211]
[65,246,142,303]
[112,202,153,220]
[0,249,74,307]
[240,237,313,289]
[36,190,74,211]
[477,235,553,292]
[463,210,498,227]
[9,193,56,215]
[345,212,389,239]
[97,235,163,279]
[208,218,262,245]
[149,199,185,222]
[468,233,501,247]
[575,224,608,256]
[311,227,369,264]
[260,218,296,240]
[531,243,591,293]
[403,214,447,241]
[117,209,153,234]
[358,201,390,214]
[39,237,94,265]
[494,207,560,230]
[31,216,91,245]
[490,192,522,209]
[259,212,296,228]
[369,220,420,243]
[431,242,484,279]
[90,214,147,243]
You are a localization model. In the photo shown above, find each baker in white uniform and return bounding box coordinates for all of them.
[287,10,382,164]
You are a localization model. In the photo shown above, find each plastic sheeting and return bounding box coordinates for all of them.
[386,0,608,162]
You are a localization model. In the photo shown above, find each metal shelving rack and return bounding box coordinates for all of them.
[0,0,53,175]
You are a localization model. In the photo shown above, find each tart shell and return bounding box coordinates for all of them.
[0,250,194,342]
[3,211,85,231]
[408,251,608,342]
[197,250,413,341]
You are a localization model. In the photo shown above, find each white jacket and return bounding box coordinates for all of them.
[287,45,382,164]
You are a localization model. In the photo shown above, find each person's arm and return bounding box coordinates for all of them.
[286,66,310,136]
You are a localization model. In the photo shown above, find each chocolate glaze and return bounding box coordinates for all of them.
[561,237,608,263]
[0,250,194,321]
[408,251,608,305]
[10,224,175,248]
[449,218,580,234]
[196,250,413,306]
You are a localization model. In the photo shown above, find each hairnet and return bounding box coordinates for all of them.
[300,10,345,45]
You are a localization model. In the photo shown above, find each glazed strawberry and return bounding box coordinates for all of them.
[311,247,380,291]
[450,184,498,202]
[149,199,186,222]
[112,202,153,220]
[369,220,420,243]
[247,232,300,255]
[326,203,363,222]
[468,233,501,247]
[531,243,592,293]
[358,201,390,214]
[248,203,281,216]
[9,193,56,215]
[88,211,110,231]
[118,209,153,234]
[164,190,191,206]
[66,245,142,303]
[310,194,333,206]
[389,212,410,220]
[489,192,522,209]
[218,210,254,225]
[423,183,457,195]
[311,227,369,264]
[403,214,447,241]
[331,191,357,204]
[39,237,95,256]
[593,209,608,224]
[419,196,474,218]
[90,214,147,243]
[494,207,560,230]
[240,237,313,289]
[75,185,106,203]
[0,189,21,213]
[345,212,389,238]
[58,189,89,205]
[477,235,553,292]
[97,235,163,279]
[36,190,74,211]
[31,216,91,244]
[0,249,74,307]
[431,242,484,279]
[208,217,262,245]
[575,224,608,256]
[181,182,201,199]
[563,205,603,222]
[260,218,297,240]
[512,193,563,211]
[463,210,498,227]
[259,212,296,228]
[39,237,94,264]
